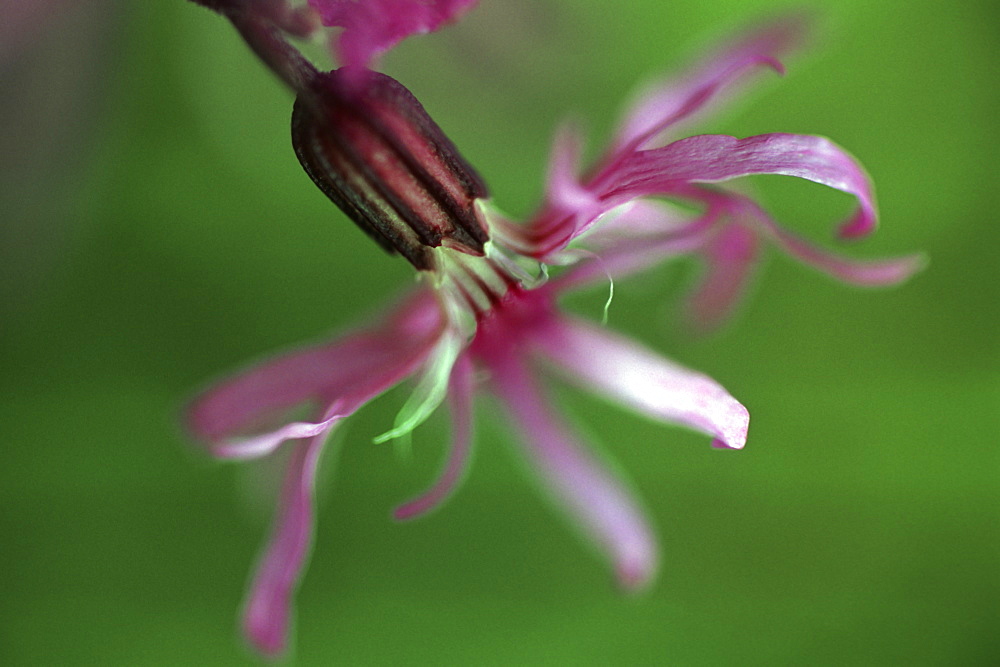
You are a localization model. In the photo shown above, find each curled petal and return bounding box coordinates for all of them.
[308,0,478,69]
[755,214,926,285]
[212,413,344,461]
[491,358,659,590]
[612,13,808,154]
[607,133,878,238]
[611,56,783,160]
[684,223,761,333]
[553,209,717,291]
[545,121,597,215]
[535,316,749,450]
[242,417,335,657]
[575,199,696,249]
[394,353,474,520]
[186,290,443,445]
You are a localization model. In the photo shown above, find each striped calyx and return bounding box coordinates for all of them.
[292,69,489,270]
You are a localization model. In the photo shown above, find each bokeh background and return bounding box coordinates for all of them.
[2,0,997,663]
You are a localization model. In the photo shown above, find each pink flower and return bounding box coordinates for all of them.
[186,3,921,657]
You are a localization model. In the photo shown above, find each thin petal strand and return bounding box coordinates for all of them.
[308,0,478,69]
[755,214,926,284]
[607,133,878,239]
[187,291,443,445]
[242,420,334,657]
[394,353,475,520]
[492,357,659,590]
[684,223,761,332]
[212,413,344,461]
[535,316,749,450]
[612,13,808,153]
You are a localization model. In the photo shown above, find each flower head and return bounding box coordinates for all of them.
[185,3,921,657]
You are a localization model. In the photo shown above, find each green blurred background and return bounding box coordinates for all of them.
[2,0,997,663]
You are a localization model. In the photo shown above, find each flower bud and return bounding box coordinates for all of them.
[292,69,489,270]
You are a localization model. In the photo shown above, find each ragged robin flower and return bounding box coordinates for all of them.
[185,0,922,657]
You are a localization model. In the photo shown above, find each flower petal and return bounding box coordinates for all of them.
[491,358,659,590]
[544,121,598,216]
[241,416,335,657]
[393,353,474,520]
[535,316,748,450]
[186,290,443,446]
[606,133,878,239]
[211,413,344,461]
[754,213,926,285]
[308,0,478,69]
[684,223,761,333]
[553,209,716,291]
[611,13,808,154]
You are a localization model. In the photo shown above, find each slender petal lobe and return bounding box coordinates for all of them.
[242,426,332,657]
[492,358,659,590]
[187,291,442,445]
[684,223,760,332]
[608,133,878,238]
[612,12,808,153]
[535,316,749,450]
[394,353,475,520]
[308,0,478,69]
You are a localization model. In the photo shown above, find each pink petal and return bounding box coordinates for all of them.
[491,357,659,590]
[606,133,878,239]
[611,13,807,155]
[241,415,334,657]
[553,209,716,291]
[393,353,474,520]
[754,213,926,285]
[575,200,695,249]
[211,413,344,461]
[308,0,478,69]
[186,290,443,445]
[534,316,749,450]
[544,121,598,216]
[684,223,761,333]
[525,123,604,257]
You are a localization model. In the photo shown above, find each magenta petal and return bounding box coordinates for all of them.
[609,133,878,238]
[755,214,926,285]
[544,122,597,215]
[242,420,333,657]
[554,209,716,291]
[611,56,783,159]
[535,317,748,450]
[612,13,807,154]
[491,358,659,590]
[187,290,442,444]
[393,353,474,520]
[308,0,478,69]
[684,223,761,333]
[212,413,344,461]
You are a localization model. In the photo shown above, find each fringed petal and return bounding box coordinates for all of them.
[535,316,749,450]
[187,290,443,447]
[684,223,761,333]
[241,415,335,657]
[308,0,478,69]
[607,133,878,239]
[211,413,344,461]
[393,353,475,520]
[544,121,598,216]
[611,13,808,154]
[491,357,659,590]
[754,213,926,285]
[553,209,716,291]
